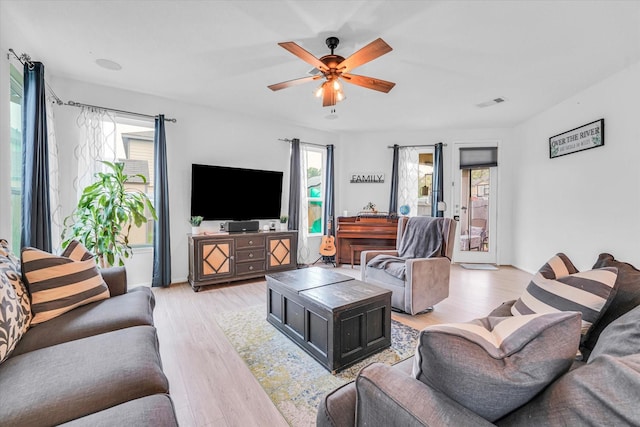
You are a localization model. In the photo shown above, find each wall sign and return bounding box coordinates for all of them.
[549,119,604,159]
[350,173,385,183]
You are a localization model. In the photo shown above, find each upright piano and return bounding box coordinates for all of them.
[336,215,399,266]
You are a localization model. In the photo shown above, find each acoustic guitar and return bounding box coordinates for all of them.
[319,235,337,257]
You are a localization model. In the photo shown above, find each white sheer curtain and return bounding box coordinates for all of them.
[296,145,311,264]
[74,106,118,198]
[398,147,419,216]
[46,96,63,250]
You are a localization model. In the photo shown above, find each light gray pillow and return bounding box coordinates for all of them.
[412,311,581,422]
[588,304,640,361]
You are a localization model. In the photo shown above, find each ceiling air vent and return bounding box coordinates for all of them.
[476,97,506,108]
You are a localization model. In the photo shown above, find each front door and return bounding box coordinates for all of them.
[451,142,498,264]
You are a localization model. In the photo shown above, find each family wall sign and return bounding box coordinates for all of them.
[350,173,385,183]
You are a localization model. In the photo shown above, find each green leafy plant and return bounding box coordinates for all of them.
[363,202,377,212]
[189,216,204,226]
[62,161,157,268]
[280,215,288,223]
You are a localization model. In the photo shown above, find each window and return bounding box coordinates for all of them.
[417,152,434,217]
[115,121,155,246]
[94,118,155,247]
[9,64,23,254]
[303,145,324,235]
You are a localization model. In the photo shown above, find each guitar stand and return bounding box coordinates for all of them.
[312,255,336,267]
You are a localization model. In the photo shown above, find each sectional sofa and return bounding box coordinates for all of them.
[318,252,640,426]
[0,240,178,426]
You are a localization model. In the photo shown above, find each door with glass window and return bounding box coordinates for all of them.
[452,143,498,264]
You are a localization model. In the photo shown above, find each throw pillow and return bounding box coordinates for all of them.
[581,253,640,354]
[511,253,618,337]
[0,239,33,326]
[60,239,96,262]
[21,246,110,325]
[0,267,31,363]
[411,311,581,422]
[588,304,640,361]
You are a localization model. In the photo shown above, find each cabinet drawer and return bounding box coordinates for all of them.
[236,260,265,275]
[235,235,266,249]
[236,248,265,262]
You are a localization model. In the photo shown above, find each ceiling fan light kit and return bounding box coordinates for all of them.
[268,36,395,107]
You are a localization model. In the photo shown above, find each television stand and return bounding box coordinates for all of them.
[187,230,298,291]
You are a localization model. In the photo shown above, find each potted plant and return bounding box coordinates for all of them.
[61,161,157,268]
[190,216,204,235]
[363,202,377,213]
[279,215,288,231]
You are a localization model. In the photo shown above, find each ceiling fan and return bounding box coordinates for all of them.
[268,36,396,107]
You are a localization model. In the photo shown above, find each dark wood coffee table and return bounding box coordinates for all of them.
[266,267,392,372]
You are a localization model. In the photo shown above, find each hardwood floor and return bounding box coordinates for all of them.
[152,264,533,427]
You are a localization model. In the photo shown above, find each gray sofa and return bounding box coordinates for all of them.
[0,266,178,426]
[318,252,640,426]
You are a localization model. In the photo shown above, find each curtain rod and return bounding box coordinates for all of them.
[66,100,177,123]
[9,49,176,123]
[387,143,447,148]
[278,138,327,148]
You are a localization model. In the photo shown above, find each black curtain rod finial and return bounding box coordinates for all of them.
[8,48,35,70]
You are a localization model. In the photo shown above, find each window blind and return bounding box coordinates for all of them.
[459,147,498,169]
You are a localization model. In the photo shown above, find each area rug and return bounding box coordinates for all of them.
[460,263,499,270]
[216,305,420,427]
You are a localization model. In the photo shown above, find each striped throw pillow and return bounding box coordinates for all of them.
[512,253,618,336]
[21,245,110,325]
[61,239,96,261]
[412,311,582,422]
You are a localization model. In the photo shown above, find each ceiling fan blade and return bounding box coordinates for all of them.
[268,75,322,91]
[278,42,328,72]
[341,73,396,93]
[339,38,393,73]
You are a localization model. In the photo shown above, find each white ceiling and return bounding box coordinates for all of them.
[4,0,640,132]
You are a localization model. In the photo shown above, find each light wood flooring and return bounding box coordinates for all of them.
[151,264,533,427]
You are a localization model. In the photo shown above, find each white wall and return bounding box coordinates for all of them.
[50,76,337,285]
[511,61,640,273]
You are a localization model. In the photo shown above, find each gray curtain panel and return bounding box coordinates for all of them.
[21,61,52,252]
[323,144,335,236]
[431,142,444,218]
[388,144,399,214]
[287,138,301,231]
[152,115,171,287]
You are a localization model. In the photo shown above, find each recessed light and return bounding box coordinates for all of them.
[95,58,122,71]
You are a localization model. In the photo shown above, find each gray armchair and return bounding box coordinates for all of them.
[360,216,456,315]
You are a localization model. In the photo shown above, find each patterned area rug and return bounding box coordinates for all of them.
[216,305,419,426]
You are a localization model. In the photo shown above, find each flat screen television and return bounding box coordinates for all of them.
[190,163,283,221]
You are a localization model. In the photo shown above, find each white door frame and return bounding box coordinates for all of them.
[451,140,499,264]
